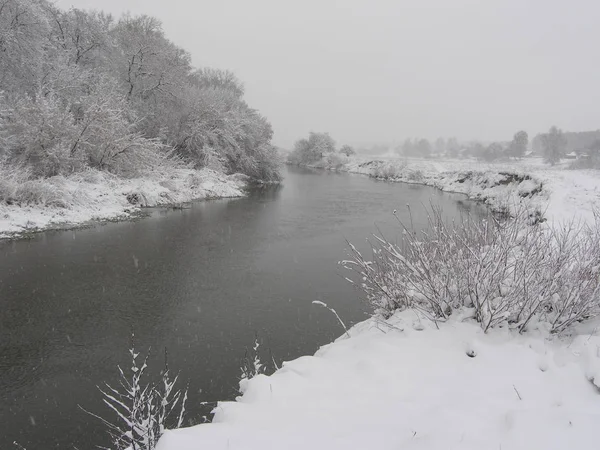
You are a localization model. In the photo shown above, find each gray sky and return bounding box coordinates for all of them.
[64,0,600,149]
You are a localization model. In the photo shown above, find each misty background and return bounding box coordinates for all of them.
[65,0,600,149]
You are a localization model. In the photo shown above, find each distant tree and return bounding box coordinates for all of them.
[541,126,567,165]
[288,132,335,164]
[339,145,356,157]
[308,132,335,158]
[446,137,459,158]
[481,142,504,162]
[587,140,600,166]
[401,138,414,157]
[434,137,446,155]
[465,141,485,159]
[416,139,431,157]
[531,134,544,155]
[508,131,528,159]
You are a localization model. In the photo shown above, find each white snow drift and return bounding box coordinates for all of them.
[157,311,600,450]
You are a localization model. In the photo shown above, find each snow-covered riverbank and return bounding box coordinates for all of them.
[158,310,600,450]
[0,168,247,239]
[309,156,600,225]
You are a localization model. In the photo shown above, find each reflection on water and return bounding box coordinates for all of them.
[0,166,487,449]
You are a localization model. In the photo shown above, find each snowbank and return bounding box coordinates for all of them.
[0,168,246,239]
[309,156,600,224]
[158,310,600,450]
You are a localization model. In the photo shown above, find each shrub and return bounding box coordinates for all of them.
[325,152,348,170]
[84,342,188,450]
[343,207,600,334]
[406,169,424,182]
[374,164,399,180]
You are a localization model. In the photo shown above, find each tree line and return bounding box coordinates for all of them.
[0,0,281,181]
[290,127,600,168]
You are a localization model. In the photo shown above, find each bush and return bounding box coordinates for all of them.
[343,207,600,334]
[406,169,424,182]
[373,163,406,180]
[0,165,68,206]
[85,342,188,450]
[325,152,348,169]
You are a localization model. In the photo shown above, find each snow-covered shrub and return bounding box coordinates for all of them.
[371,161,409,180]
[343,208,600,334]
[1,93,81,177]
[406,169,424,182]
[374,164,399,180]
[0,165,70,206]
[325,152,348,170]
[232,144,283,183]
[85,343,188,450]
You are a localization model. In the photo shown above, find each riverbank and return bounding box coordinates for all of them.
[158,309,600,450]
[0,168,247,239]
[301,156,600,225]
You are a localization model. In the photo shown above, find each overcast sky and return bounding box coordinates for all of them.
[64,0,600,149]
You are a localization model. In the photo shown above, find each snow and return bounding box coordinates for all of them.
[0,168,246,239]
[157,310,600,450]
[320,156,600,225]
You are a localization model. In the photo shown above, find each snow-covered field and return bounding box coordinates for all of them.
[0,168,246,239]
[158,310,600,450]
[320,156,600,225]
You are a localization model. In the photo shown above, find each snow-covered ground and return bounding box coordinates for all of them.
[320,156,600,225]
[158,310,600,450]
[0,168,246,239]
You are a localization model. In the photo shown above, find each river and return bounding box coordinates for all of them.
[0,166,485,449]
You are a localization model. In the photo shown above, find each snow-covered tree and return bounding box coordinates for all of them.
[508,130,528,159]
[288,132,335,164]
[0,1,280,182]
[481,142,504,162]
[541,126,567,165]
[339,145,356,157]
[0,0,51,95]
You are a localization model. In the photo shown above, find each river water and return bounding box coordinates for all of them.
[0,166,485,449]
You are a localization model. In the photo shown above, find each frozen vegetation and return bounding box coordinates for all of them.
[0,0,281,239]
